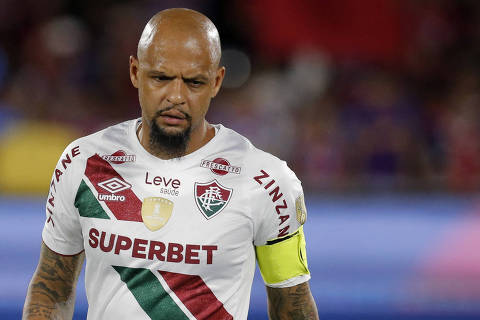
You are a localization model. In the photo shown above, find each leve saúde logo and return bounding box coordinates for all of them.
[194,180,232,219]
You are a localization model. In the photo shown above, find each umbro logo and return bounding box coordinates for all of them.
[97,178,131,202]
[98,177,132,193]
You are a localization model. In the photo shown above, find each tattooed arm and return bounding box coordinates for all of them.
[23,242,85,320]
[266,282,319,320]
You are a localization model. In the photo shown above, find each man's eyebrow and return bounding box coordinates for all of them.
[146,71,209,82]
[147,71,173,77]
[183,75,209,81]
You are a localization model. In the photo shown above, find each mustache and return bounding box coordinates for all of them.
[154,105,192,120]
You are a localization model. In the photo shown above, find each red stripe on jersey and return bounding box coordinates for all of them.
[85,154,142,222]
[159,271,233,320]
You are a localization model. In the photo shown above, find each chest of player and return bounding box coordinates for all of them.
[75,155,252,273]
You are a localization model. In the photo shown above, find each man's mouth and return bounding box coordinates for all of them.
[157,109,190,125]
[160,109,187,119]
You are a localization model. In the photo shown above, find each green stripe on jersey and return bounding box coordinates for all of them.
[74,180,110,219]
[113,266,189,320]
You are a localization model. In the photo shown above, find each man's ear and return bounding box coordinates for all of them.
[129,55,140,88]
[212,66,225,98]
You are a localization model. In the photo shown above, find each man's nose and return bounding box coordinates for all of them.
[166,78,186,105]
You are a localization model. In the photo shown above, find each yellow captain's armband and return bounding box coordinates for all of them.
[255,226,310,285]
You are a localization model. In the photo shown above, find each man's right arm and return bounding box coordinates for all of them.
[23,242,85,320]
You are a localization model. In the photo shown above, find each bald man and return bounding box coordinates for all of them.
[23,8,318,320]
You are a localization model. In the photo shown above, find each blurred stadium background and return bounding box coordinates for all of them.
[1,0,480,319]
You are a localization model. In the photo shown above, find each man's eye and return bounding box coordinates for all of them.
[153,76,171,81]
[188,80,204,87]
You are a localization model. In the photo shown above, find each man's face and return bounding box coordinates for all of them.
[130,32,224,154]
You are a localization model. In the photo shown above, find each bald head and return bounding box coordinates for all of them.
[137,8,221,68]
[129,8,226,159]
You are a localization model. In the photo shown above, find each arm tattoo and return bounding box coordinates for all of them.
[23,243,84,319]
[266,282,319,320]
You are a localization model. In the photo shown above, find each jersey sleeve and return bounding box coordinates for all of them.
[251,160,311,288]
[42,143,84,255]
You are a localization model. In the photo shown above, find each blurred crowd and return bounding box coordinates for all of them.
[1,0,480,194]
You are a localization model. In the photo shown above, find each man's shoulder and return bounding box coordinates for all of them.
[73,119,134,148]
[218,125,279,160]
[222,127,304,243]
[55,119,135,171]
[218,125,299,183]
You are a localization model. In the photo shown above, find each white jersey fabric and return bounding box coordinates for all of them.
[42,119,310,320]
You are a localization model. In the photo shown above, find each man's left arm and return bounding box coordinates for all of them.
[250,161,318,319]
[266,282,319,320]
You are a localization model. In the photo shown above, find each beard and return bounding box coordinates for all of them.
[148,112,192,159]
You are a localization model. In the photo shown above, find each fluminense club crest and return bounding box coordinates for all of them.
[194,180,232,219]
